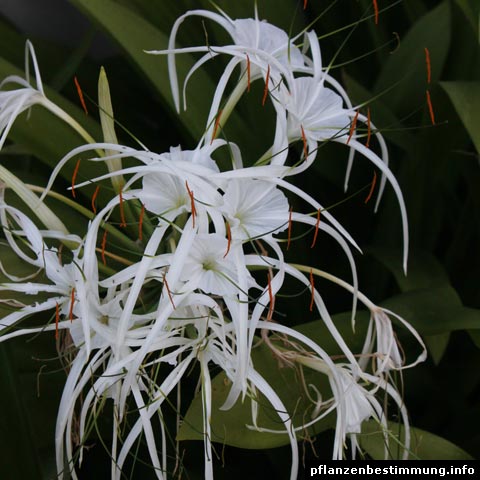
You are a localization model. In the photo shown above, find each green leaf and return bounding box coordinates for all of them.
[294,310,370,356]
[469,330,480,348]
[424,333,450,365]
[366,247,450,292]
[374,1,451,116]
[0,344,44,480]
[455,0,480,38]
[381,286,480,335]
[178,342,334,448]
[440,81,480,154]
[69,0,249,143]
[360,420,474,460]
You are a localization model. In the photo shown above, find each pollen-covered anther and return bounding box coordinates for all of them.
[71,159,81,199]
[262,65,271,106]
[211,109,223,144]
[138,203,145,241]
[310,209,321,248]
[91,185,100,214]
[426,90,435,125]
[101,230,108,265]
[300,125,308,159]
[346,110,359,145]
[246,53,251,92]
[424,47,432,84]
[365,171,377,204]
[69,288,75,322]
[267,272,275,321]
[74,76,88,115]
[224,222,231,258]
[163,272,176,310]
[366,107,372,148]
[185,181,197,228]
[373,0,379,25]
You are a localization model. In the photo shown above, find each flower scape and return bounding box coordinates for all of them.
[0,7,427,480]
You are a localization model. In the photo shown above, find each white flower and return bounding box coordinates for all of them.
[360,307,427,375]
[221,178,289,241]
[180,233,248,295]
[148,8,303,112]
[0,41,47,150]
[283,77,351,143]
[0,40,95,154]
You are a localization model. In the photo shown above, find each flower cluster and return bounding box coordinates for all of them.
[0,8,425,480]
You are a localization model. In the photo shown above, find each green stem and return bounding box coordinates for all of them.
[212,76,248,141]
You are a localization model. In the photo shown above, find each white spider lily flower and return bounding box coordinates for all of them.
[167,143,221,172]
[221,178,289,241]
[321,362,385,460]
[135,144,222,223]
[0,202,91,341]
[294,354,398,460]
[180,233,242,295]
[360,307,427,375]
[0,41,96,154]
[283,76,351,145]
[334,366,380,442]
[0,41,47,151]
[289,265,427,375]
[138,170,191,219]
[273,73,409,271]
[148,7,303,112]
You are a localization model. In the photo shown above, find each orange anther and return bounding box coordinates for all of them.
[69,288,75,322]
[425,47,431,84]
[185,181,196,228]
[262,65,270,106]
[163,272,176,310]
[211,109,223,144]
[138,203,145,241]
[364,170,377,204]
[311,209,321,248]
[373,0,379,25]
[101,230,108,265]
[224,222,231,258]
[71,159,81,199]
[91,185,100,214]
[426,90,435,125]
[74,76,88,115]
[267,272,275,321]
[366,107,372,149]
[300,125,308,159]
[346,110,359,145]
